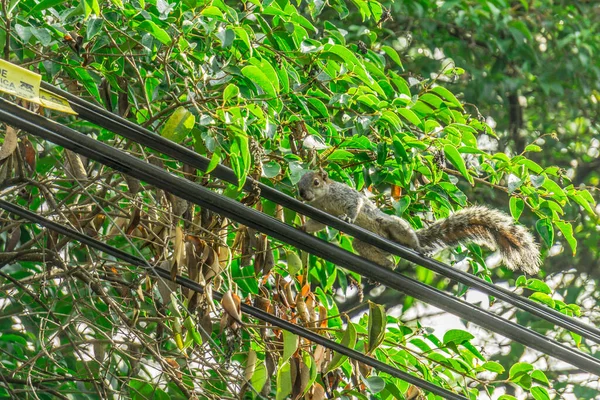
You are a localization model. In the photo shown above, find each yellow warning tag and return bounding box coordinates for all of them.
[0,59,76,114]
[40,88,78,115]
[0,59,41,102]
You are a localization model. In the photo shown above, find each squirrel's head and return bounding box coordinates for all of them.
[298,170,329,202]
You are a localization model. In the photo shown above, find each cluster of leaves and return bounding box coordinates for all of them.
[0,0,597,399]
[378,0,600,269]
[363,0,600,392]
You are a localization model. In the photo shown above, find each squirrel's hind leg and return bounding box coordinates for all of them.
[353,239,395,270]
[381,216,420,250]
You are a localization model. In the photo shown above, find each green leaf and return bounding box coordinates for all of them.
[250,359,268,393]
[381,110,403,131]
[216,28,235,47]
[137,20,172,45]
[201,5,224,18]
[231,133,250,188]
[555,220,576,255]
[26,0,67,15]
[508,20,533,42]
[233,27,252,55]
[86,18,104,41]
[307,97,328,118]
[285,250,302,275]
[206,148,221,174]
[531,370,550,386]
[161,107,195,143]
[462,341,485,361]
[410,338,431,352]
[276,360,292,400]
[325,322,357,373]
[249,57,280,93]
[282,331,298,362]
[321,43,358,68]
[381,45,403,68]
[366,302,386,354]
[397,108,423,129]
[321,44,383,95]
[362,375,385,394]
[530,386,551,400]
[568,191,596,216]
[241,65,277,98]
[535,218,554,248]
[444,144,473,184]
[530,292,555,308]
[442,329,474,345]
[326,149,354,161]
[542,178,566,200]
[223,84,240,102]
[530,174,545,188]
[509,362,534,381]
[509,197,525,220]
[525,279,551,294]
[524,144,542,152]
[431,86,463,109]
[518,159,544,174]
[71,67,101,101]
[183,316,202,346]
[392,138,409,162]
[262,161,281,178]
[130,380,156,399]
[481,361,505,374]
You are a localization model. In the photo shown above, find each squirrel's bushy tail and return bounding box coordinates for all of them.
[416,206,541,274]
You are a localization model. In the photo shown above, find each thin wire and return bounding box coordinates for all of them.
[0,200,467,400]
[41,82,600,346]
[1,99,599,376]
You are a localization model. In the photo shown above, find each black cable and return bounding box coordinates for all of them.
[41,82,600,346]
[0,200,467,400]
[1,98,599,376]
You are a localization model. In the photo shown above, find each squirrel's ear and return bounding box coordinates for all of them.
[318,168,328,180]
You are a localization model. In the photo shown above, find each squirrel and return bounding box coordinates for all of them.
[297,170,541,275]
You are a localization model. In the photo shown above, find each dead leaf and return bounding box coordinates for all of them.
[64,149,87,181]
[221,290,244,326]
[0,126,18,161]
[198,312,213,342]
[6,225,20,251]
[19,137,35,171]
[244,349,258,382]
[173,226,184,269]
[156,260,178,303]
[168,193,188,217]
[391,184,402,200]
[307,383,326,400]
[406,385,423,400]
[125,207,141,235]
[297,359,311,399]
[275,204,284,222]
[296,294,310,326]
[124,175,141,195]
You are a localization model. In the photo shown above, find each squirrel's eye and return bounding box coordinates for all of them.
[313,179,319,186]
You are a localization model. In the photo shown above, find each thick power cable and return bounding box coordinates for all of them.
[0,200,467,400]
[1,99,599,376]
[41,82,600,345]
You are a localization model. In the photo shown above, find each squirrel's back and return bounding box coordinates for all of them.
[416,206,541,274]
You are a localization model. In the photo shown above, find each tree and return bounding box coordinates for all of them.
[0,0,597,399]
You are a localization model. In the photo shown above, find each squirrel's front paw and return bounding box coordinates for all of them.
[339,214,353,223]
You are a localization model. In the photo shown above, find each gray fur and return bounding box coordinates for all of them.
[298,171,541,274]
